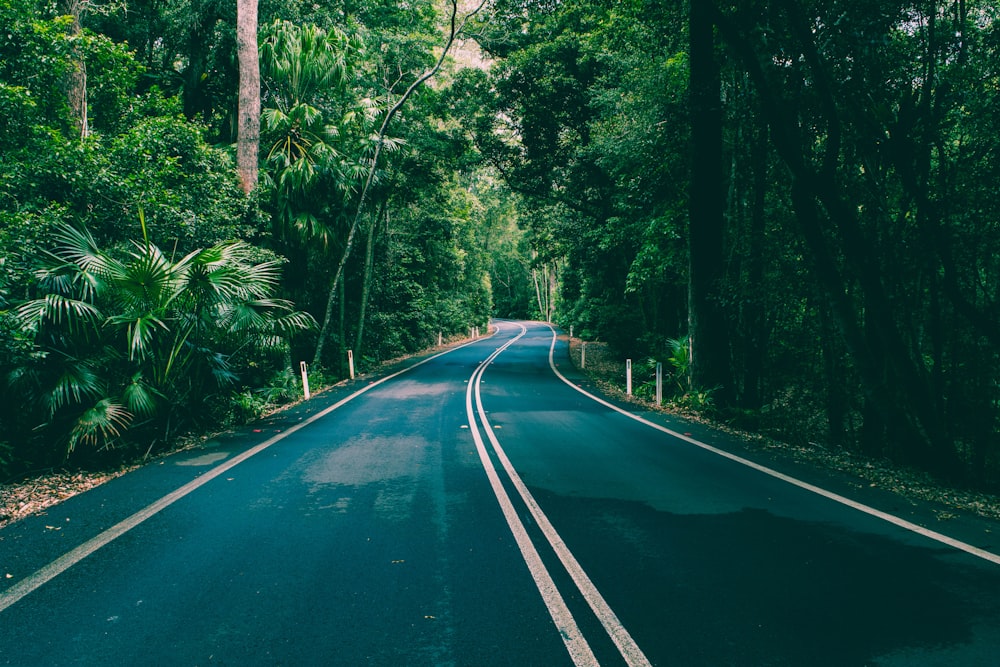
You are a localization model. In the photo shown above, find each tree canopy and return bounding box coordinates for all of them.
[2,0,1000,492]
[0,0,512,477]
[465,0,1000,489]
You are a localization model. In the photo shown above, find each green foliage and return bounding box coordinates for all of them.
[260,20,380,244]
[626,339,714,411]
[8,222,316,462]
[0,1,139,136]
[99,114,252,245]
[0,0,515,479]
[0,83,37,152]
[465,0,690,342]
[79,27,144,136]
[666,336,691,392]
[87,0,239,138]
[0,3,253,284]
[469,0,1000,487]
[672,387,715,413]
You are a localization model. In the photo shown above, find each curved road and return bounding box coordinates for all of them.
[2,320,999,665]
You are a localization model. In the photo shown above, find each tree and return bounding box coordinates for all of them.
[311,0,488,366]
[688,0,731,402]
[236,0,260,193]
[260,19,373,242]
[59,0,88,138]
[466,0,1000,486]
[466,0,691,348]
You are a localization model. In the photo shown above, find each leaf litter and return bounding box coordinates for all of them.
[0,468,133,529]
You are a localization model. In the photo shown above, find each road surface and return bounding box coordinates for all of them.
[2,320,999,665]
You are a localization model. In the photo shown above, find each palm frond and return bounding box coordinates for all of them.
[185,345,237,387]
[67,399,132,454]
[113,243,181,312]
[15,294,103,334]
[216,302,271,333]
[185,242,281,302]
[122,372,162,418]
[48,224,105,273]
[381,136,406,153]
[291,102,324,129]
[189,258,244,300]
[212,367,240,387]
[44,357,103,417]
[106,313,168,361]
[253,334,289,354]
[291,213,334,244]
[262,107,291,133]
[271,309,319,335]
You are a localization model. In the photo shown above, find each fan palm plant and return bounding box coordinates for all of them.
[12,221,315,456]
[260,20,386,244]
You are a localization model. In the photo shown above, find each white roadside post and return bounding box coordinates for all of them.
[581,341,586,369]
[347,350,355,380]
[569,325,573,338]
[655,362,663,405]
[626,359,632,396]
[300,361,311,400]
[438,331,443,346]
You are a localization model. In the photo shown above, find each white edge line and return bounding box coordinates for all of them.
[465,324,599,667]
[0,335,490,614]
[475,336,652,667]
[545,324,1000,567]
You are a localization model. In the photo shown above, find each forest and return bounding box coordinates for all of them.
[2,0,1000,493]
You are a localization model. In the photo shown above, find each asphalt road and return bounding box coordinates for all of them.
[2,320,999,666]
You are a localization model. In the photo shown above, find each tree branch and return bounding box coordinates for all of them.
[312,0,489,366]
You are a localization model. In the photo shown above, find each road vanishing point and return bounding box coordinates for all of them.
[2,321,1000,665]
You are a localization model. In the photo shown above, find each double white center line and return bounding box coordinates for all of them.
[465,323,651,667]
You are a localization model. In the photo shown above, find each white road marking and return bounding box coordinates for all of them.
[0,336,489,614]
[544,324,1000,567]
[464,323,599,666]
[474,333,653,667]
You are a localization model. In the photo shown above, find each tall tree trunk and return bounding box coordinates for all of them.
[819,300,850,449]
[688,0,731,402]
[543,263,554,322]
[61,0,88,140]
[354,208,380,356]
[236,0,260,194]
[531,254,553,322]
[338,274,346,374]
[532,268,544,320]
[551,265,558,322]
[741,125,768,410]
